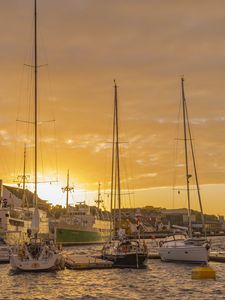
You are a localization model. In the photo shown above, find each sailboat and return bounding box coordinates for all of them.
[101,81,148,268]
[10,0,63,271]
[159,77,210,263]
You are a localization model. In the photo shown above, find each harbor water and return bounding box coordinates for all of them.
[1,236,225,300]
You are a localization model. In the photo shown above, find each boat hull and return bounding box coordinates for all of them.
[159,245,209,263]
[10,253,61,272]
[103,253,147,268]
[55,227,109,245]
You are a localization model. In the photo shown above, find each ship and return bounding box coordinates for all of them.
[54,174,111,245]
[54,203,111,245]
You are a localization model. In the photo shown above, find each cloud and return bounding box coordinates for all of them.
[0,129,11,146]
[1,0,225,211]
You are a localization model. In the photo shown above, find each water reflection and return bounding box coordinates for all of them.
[1,236,225,299]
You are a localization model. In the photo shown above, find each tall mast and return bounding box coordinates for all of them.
[181,77,192,238]
[114,81,121,229]
[110,81,116,238]
[34,0,38,207]
[22,144,27,207]
[22,144,27,192]
[66,170,69,210]
[62,170,74,212]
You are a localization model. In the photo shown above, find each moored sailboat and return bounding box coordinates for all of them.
[10,0,63,272]
[10,208,63,271]
[159,77,210,263]
[101,81,148,268]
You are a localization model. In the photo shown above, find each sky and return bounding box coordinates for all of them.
[1,0,225,215]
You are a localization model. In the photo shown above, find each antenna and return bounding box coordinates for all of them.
[95,182,104,209]
[62,170,74,211]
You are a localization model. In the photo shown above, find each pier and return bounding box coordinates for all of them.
[64,254,113,270]
[63,251,225,270]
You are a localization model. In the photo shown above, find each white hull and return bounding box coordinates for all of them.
[10,252,61,271]
[159,243,209,263]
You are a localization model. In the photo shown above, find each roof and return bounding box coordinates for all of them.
[161,208,188,215]
[3,185,50,210]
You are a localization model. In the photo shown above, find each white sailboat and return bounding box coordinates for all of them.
[10,0,63,272]
[102,81,148,268]
[159,77,210,263]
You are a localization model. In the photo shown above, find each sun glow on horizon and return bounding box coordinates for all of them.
[5,181,225,217]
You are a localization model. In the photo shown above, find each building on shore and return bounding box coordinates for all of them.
[2,185,51,211]
[112,207,225,235]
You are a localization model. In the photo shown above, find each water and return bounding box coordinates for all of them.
[1,237,225,300]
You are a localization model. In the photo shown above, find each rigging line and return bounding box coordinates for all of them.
[14,70,25,181]
[39,26,59,181]
[39,118,44,181]
[172,84,182,208]
[102,117,113,208]
[120,146,132,209]
[53,121,59,182]
[181,77,192,238]
[15,57,33,183]
[14,14,34,182]
[104,94,115,195]
[126,142,136,209]
[14,63,26,183]
[102,143,110,207]
[184,97,206,236]
[120,134,133,208]
[22,35,35,192]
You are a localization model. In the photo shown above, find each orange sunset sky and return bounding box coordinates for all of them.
[1,0,225,215]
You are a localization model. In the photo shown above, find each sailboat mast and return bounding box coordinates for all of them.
[66,170,70,210]
[181,77,192,238]
[97,182,101,209]
[185,102,206,237]
[34,0,38,207]
[22,144,27,192]
[110,81,116,238]
[114,81,121,229]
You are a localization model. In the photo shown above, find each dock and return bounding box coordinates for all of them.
[63,251,225,270]
[64,254,113,270]
[209,251,225,263]
[148,252,161,259]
